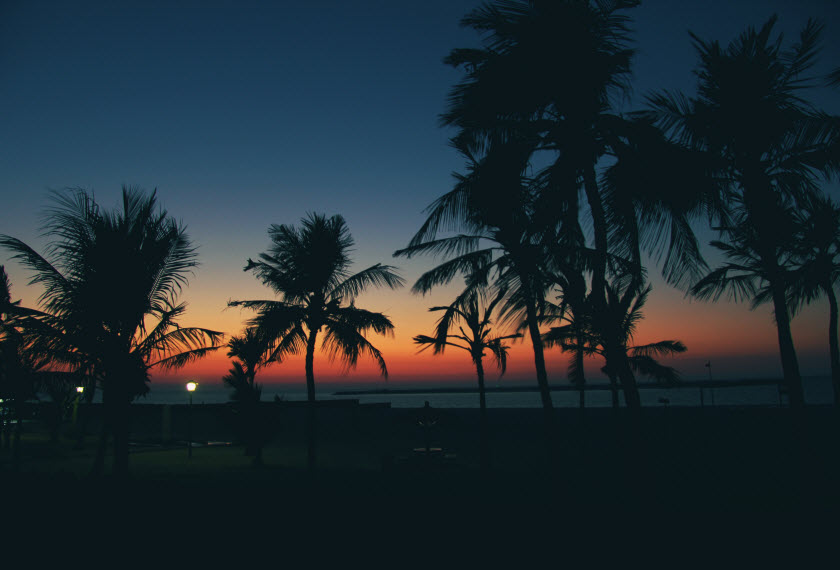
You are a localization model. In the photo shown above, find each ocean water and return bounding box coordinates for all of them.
[82,375,833,408]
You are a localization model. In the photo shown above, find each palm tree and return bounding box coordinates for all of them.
[691,203,805,403]
[649,17,840,408]
[0,187,224,476]
[0,266,36,453]
[545,283,687,407]
[225,327,266,395]
[229,212,403,473]
[223,327,268,464]
[541,291,592,409]
[789,194,840,406]
[395,145,560,420]
[413,291,521,469]
[437,0,708,409]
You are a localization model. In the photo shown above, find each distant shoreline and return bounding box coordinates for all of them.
[332,377,785,396]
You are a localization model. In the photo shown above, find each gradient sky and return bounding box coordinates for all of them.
[2,0,839,390]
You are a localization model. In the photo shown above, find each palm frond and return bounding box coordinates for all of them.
[328,264,404,301]
[630,340,687,358]
[628,354,680,385]
[321,319,389,378]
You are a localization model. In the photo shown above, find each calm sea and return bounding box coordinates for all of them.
[68,374,834,408]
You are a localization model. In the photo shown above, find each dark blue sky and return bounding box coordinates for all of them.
[2,0,838,383]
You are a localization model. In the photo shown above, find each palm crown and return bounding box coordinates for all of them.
[231,213,404,383]
[0,188,224,394]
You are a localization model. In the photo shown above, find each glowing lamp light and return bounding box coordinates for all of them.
[76,386,84,394]
[186,381,198,392]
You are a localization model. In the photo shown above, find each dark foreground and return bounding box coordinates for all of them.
[2,403,839,529]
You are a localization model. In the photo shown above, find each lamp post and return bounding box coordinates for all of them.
[72,386,84,426]
[186,381,197,458]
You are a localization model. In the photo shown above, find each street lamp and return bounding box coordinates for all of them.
[73,386,86,448]
[72,386,84,426]
[186,381,197,458]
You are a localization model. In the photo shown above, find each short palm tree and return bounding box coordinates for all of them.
[229,213,403,473]
[226,327,267,392]
[414,291,521,470]
[789,195,840,406]
[0,266,37,452]
[545,283,687,407]
[223,327,269,464]
[541,291,593,409]
[0,187,224,476]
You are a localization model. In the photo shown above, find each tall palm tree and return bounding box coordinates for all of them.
[789,194,840,406]
[229,213,403,473]
[691,202,808,407]
[223,327,268,464]
[0,187,224,476]
[649,17,840,408]
[437,0,708,409]
[413,291,521,469]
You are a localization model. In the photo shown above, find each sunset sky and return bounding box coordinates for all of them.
[2,0,838,390]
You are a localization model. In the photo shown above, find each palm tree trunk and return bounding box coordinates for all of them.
[91,382,115,477]
[770,280,804,408]
[742,181,804,408]
[582,166,643,407]
[523,293,556,472]
[524,299,553,413]
[305,328,318,475]
[112,384,131,478]
[825,283,839,407]
[583,167,608,300]
[474,356,490,471]
[618,355,641,408]
[609,374,620,408]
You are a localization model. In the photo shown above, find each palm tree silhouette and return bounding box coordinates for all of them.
[436,0,706,409]
[789,195,840,406]
[0,266,37,453]
[229,213,404,473]
[413,291,521,470]
[648,17,839,407]
[546,283,687,408]
[223,327,268,464]
[0,187,224,476]
[395,145,560,419]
